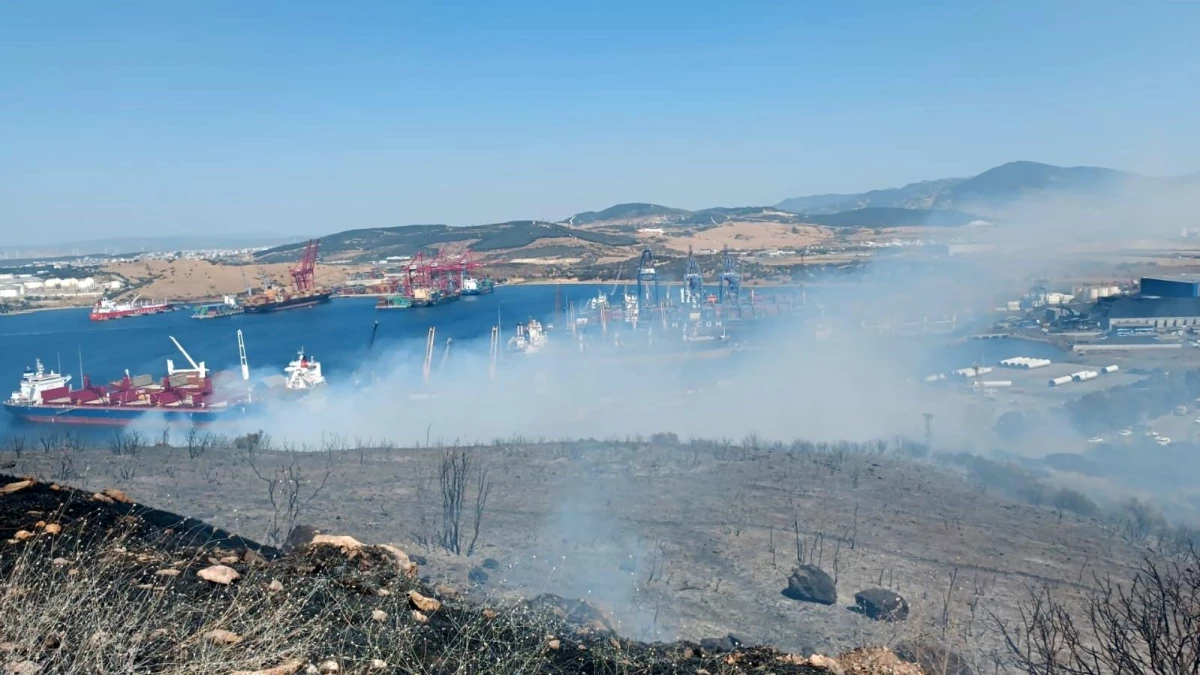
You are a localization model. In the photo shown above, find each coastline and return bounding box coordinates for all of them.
[0,304,90,318]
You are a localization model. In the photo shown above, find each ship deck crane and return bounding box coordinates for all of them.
[167,335,207,379]
[423,326,436,385]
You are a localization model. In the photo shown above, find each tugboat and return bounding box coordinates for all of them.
[283,349,326,392]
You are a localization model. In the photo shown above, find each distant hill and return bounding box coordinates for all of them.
[254,221,637,263]
[776,161,1147,215]
[1,234,303,259]
[566,203,688,225]
[802,207,983,228]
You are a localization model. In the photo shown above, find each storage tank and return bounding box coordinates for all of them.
[1101,364,1119,374]
[1049,376,1073,387]
[1088,288,1101,301]
[1107,285,1120,296]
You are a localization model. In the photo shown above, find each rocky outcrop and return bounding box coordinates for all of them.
[784,565,837,605]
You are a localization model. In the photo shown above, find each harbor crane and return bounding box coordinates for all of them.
[719,246,741,304]
[683,246,704,307]
[636,247,658,308]
[289,239,320,292]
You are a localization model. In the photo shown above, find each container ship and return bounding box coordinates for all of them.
[89,295,174,321]
[376,294,413,310]
[242,238,332,314]
[3,337,258,427]
[192,295,244,320]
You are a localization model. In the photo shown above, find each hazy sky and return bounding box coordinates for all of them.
[2,1,1198,244]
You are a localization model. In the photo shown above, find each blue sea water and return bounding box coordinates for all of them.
[0,284,588,439]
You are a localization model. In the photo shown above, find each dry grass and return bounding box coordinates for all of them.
[0,477,909,674]
[100,260,359,302]
[659,223,834,252]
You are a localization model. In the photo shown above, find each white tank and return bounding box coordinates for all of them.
[1088,288,1100,300]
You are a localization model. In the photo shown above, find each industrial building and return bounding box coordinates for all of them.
[1098,296,1200,331]
[1138,276,1200,298]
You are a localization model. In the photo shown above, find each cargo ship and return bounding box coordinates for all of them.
[376,294,413,310]
[192,295,244,320]
[411,287,459,308]
[242,287,332,313]
[460,277,495,296]
[283,349,326,392]
[3,337,258,426]
[242,238,332,314]
[89,295,174,321]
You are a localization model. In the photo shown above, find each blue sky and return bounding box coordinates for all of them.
[2,1,1198,244]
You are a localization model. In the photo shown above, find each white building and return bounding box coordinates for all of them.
[0,287,22,299]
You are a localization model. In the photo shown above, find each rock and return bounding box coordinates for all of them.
[699,635,740,654]
[784,565,837,605]
[317,660,340,674]
[310,534,362,552]
[408,590,441,614]
[154,569,181,577]
[243,548,268,566]
[203,629,242,646]
[13,531,34,542]
[409,554,428,565]
[468,567,489,584]
[42,524,60,536]
[854,588,909,622]
[5,661,42,675]
[231,658,306,675]
[434,583,459,599]
[283,525,320,552]
[91,493,115,505]
[482,609,497,620]
[0,479,35,496]
[376,544,418,578]
[218,555,240,565]
[268,579,284,592]
[411,610,429,624]
[370,609,388,623]
[303,666,319,675]
[782,654,843,674]
[102,488,133,504]
[481,557,500,570]
[50,558,68,567]
[148,629,170,641]
[375,588,391,597]
[39,635,60,651]
[197,565,240,585]
[368,660,387,670]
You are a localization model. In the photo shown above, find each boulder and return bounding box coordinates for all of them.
[231,659,306,675]
[0,479,35,496]
[854,588,909,622]
[203,629,243,646]
[282,525,319,553]
[784,565,837,605]
[699,635,742,654]
[197,565,240,585]
[408,590,441,614]
[101,488,133,504]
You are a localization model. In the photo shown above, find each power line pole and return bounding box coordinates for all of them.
[923,412,934,448]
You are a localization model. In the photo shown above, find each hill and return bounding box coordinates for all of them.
[254,221,639,264]
[802,207,984,228]
[0,472,926,674]
[776,161,1148,215]
[566,203,690,225]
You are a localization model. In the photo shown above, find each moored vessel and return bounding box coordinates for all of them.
[192,295,244,320]
[283,349,326,392]
[89,295,174,321]
[376,294,413,310]
[3,337,258,426]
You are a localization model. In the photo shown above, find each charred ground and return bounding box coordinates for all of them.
[0,432,1166,673]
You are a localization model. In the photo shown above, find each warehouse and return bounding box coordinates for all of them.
[1138,276,1200,298]
[1099,296,1200,331]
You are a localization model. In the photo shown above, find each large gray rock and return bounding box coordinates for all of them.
[784,565,836,605]
[854,588,909,621]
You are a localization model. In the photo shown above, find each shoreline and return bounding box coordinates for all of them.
[0,304,90,318]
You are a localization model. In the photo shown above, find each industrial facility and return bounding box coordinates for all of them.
[1092,276,1200,333]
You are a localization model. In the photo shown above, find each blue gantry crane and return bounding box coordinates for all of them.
[684,246,704,306]
[637,247,658,307]
[719,246,740,304]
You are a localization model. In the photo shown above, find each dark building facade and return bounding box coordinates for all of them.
[1099,296,1200,331]
[1139,277,1200,298]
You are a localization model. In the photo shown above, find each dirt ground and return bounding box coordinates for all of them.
[0,435,1148,670]
[659,224,836,253]
[101,260,358,302]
